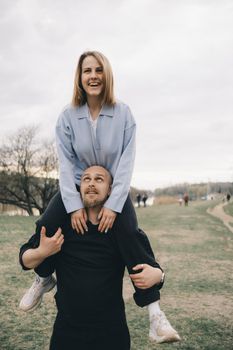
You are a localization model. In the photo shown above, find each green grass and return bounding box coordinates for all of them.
[224,202,233,216]
[0,200,233,349]
[127,302,233,350]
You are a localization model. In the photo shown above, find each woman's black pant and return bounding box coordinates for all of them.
[34,191,161,307]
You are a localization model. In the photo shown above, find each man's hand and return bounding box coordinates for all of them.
[71,208,88,234]
[97,207,117,233]
[129,264,163,289]
[21,227,64,270]
[37,226,64,259]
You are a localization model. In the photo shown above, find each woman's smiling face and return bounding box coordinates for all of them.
[81,55,105,99]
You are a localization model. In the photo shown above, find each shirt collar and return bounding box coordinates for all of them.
[76,103,114,119]
[100,104,114,117]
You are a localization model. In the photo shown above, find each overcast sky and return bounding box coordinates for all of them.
[0,0,233,189]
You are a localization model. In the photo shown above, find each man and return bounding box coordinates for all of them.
[19,166,180,349]
[136,193,141,207]
[183,193,189,206]
[142,193,148,207]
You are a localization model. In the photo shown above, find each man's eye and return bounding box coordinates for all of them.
[96,178,103,182]
[84,177,90,181]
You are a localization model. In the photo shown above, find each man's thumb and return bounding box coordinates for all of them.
[132,264,145,271]
[40,226,46,237]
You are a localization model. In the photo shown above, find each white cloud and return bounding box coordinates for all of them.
[0,0,233,188]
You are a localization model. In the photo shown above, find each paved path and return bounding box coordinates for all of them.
[207,202,233,233]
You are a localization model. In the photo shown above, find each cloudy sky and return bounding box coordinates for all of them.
[0,0,233,189]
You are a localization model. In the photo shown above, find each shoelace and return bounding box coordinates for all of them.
[30,276,41,293]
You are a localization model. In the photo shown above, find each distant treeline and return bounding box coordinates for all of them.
[154,182,233,199]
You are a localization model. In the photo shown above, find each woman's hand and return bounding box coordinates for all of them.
[129,264,163,289]
[71,208,88,234]
[98,207,117,233]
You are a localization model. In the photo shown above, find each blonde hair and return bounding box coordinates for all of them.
[72,51,116,107]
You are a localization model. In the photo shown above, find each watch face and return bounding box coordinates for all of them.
[161,272,165,283]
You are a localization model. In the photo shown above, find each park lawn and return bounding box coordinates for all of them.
[0,200,233,350]
[223,201,233,217]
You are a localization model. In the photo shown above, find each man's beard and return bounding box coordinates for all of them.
[83,196,107,208]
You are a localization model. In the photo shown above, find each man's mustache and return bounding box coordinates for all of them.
[85,187,98,194]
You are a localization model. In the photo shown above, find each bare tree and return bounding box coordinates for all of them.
[0,126,59,215]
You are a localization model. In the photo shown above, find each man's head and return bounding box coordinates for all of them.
[80,166,112,208]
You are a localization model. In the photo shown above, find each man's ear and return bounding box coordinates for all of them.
[107,185,112,196]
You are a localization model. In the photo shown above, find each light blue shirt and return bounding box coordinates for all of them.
[56,101,136,213]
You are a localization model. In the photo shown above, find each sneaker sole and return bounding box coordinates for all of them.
[149,332,181,344]
[19,295,43,312]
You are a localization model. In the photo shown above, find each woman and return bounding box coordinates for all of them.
[56,51,136,235]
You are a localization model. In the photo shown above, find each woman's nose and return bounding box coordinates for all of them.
[90,69,97,78]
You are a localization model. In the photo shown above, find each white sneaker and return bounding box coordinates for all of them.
[19,275,56,312]
[149,311,181,343]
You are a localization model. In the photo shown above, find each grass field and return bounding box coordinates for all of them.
[224,201,233,217]
[0,200,233,350]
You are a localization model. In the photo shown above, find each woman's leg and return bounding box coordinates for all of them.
[113,194,161,307]
[113,195,181,344]
[34,191,68,277]
[19,191,69,311]
[35,191,68,236]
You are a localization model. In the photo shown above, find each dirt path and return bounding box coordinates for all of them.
[207,202,233,233]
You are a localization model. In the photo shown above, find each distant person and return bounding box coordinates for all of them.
[226,193,231,202]
[19,166,181,349]
[136,193,141,207]
[142,193,148,207]
[183,193,189,206]
[178,198,183,206]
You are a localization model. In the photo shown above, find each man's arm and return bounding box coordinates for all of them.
[21,227,64,269]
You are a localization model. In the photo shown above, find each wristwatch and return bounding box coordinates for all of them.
[160,272,165,284]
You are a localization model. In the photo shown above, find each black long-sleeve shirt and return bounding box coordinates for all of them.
[19,221,163,326]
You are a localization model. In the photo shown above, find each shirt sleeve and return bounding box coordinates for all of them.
[56,110,84,213]
[19,233,40,270]
[104,107,136,213]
